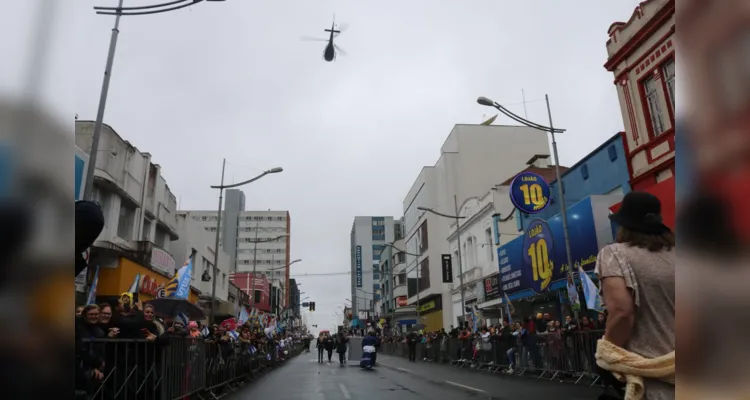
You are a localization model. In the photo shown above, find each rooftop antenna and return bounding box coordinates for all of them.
[521,89,529,119]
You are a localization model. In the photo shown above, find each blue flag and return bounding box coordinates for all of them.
[86,266,100,305]
[165,256,193,299]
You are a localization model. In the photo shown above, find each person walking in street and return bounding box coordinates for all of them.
[316,335,325,363]
[336,332,349,366]
[323,334,335,363]
[595,191,675,400]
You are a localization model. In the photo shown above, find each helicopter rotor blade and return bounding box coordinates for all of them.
[300,36,327,42]
[334,44,348,56]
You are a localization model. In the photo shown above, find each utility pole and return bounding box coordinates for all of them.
[249,221,260,309]
[209,158,226,324]
[454,195,466,328]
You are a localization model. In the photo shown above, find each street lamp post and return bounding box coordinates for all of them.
[83,0,220,200]
[418,201,468,328]
[208,163,283,323]
[477,94,576,320]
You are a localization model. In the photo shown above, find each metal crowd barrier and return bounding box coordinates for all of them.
[380,330,605,386]
[78,337,304,400]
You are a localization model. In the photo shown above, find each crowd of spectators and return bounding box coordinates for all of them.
[75,297,303,399]
[380,312,606,376]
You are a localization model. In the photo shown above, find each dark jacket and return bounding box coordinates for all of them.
[336,335,348,353]
[323,338,334,351]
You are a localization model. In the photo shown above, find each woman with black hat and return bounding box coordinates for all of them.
[594,191,675,400]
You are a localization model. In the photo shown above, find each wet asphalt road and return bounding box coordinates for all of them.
[231,353,604,400]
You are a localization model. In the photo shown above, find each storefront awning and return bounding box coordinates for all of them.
[477,298,502,309]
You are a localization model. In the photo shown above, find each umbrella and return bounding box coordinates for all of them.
[146,298,204,321]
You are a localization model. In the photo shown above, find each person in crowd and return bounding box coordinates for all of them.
[504,322,523,373]
[98,303,119,338]
[187,321,202,338]
[596,312,608,330]
[76,306,84,317]
[596,191,675,399]
[406,330,418,362]
[75,304,106,390]
[316,334,325,363]
[336,332,348,366]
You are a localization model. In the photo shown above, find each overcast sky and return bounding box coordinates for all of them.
[4,0,641,331]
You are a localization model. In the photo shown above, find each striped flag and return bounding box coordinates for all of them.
[86,266,100,305]
[176,312,189,327]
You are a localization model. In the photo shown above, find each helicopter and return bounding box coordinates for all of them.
[301,16,347,62]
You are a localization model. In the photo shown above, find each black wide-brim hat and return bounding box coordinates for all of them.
[609,191,671,234]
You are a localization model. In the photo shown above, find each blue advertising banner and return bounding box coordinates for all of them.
[498,197,600,299]
[355,245,362,287]
[509,171,551,214]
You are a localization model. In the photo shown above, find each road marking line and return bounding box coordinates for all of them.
[338,383,351,399]
[396,367,412,373]
[330,369,337,375]
[445,381,486,393]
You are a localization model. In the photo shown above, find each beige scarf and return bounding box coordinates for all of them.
[596,338,675,400]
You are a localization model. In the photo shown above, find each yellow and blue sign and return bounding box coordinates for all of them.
[522,219,555,293]
[498,197,600,298]
[509,172,551,214]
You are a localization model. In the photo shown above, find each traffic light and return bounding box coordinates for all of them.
[309,301,315,311]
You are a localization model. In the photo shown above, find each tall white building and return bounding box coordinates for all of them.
[350,216,396,326]
[402,124,550,331]
[179,208,292,308]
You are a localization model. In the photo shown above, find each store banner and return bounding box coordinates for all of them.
[441,254,453,283]
[483,273,501,300]
[355,245,362,287]
[497,197,600,298]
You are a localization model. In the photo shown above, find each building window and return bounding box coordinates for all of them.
[581,164,589,180]
[662,59,675,113]
[608,145,617,161]
[419,258,430,291]
[418,221,429,254]
[485,228,493,262]
[117,202,136,240]
[277,216,284,221]
[643,76,666,135]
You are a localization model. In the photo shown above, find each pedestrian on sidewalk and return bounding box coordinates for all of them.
[336,332,349,365]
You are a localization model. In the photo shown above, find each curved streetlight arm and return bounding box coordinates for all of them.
[496,102,566,134]
[383,243,420,258]
[266,259,302,271]
[210,168,283,189]
[417,206,466,220]
[95,0,206,16]
[477,96,565,134]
